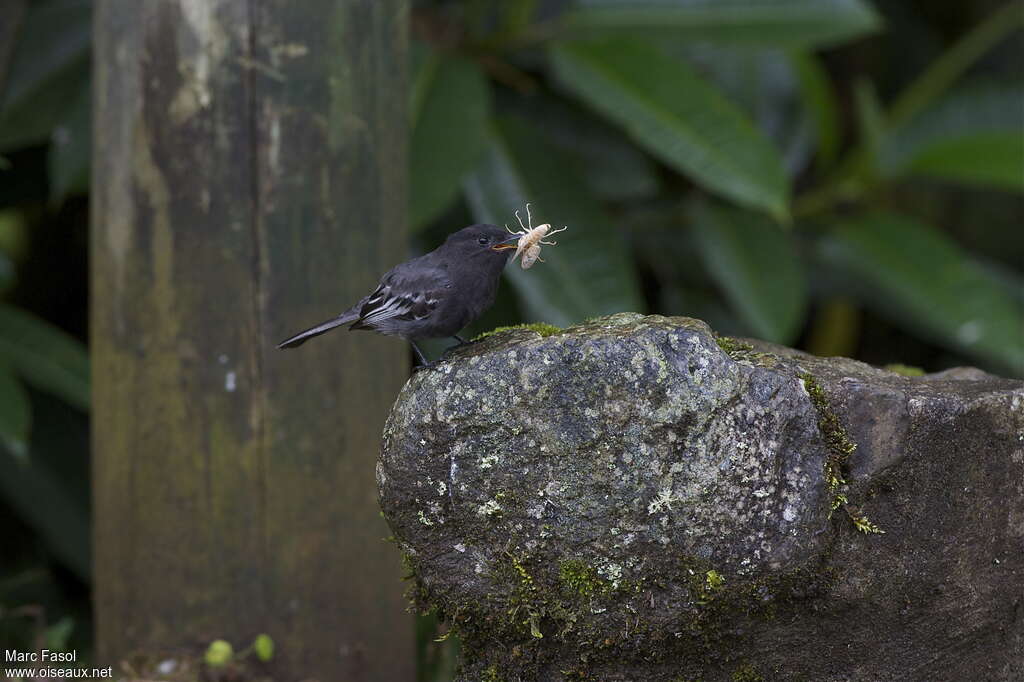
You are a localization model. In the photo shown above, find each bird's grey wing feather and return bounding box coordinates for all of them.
[351,262,449,331]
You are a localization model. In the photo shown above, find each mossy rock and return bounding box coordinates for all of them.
[379,314,1024,681]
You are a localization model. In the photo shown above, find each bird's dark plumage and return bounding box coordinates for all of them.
[278,224,518,363]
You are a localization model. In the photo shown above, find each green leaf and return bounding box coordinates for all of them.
[0,210,26,294]
[0,61,88,152]
[0,0,91,151]
[904,135,1022,191]
[0,444,91,581]
[791,53,839,166]
[0,367,30,460]
[504,94,661,202]
[502,0,540,36]
[689,200,807,343]
[561,0,882,49]
[0,0,90,110]
[662,44,813,176]
[48,74,91,202]
[880,82,1024,192]
[549,39,789,219]
[0,207,28,263]
[887,2,1023,128]
[0,304,89,410]
[0,251,13,293]
[820,213,1024,376]
[45,617,75,651]
[410,50,490,230]
[853,77,884,167]
[463,116,644,326]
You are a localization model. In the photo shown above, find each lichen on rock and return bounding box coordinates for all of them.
[378,314,1024,681]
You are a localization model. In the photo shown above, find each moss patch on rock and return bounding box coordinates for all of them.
[731,662,764,681]
[798,371,855,493]
[883,363,925,377]
[473,322,562,341]
[714,336,754,356]
[558,559,607,598]
[715,335,777,367]
[798,371,884,534]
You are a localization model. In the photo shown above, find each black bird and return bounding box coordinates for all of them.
[277,224,521,366]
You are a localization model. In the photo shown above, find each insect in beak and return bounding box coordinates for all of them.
[491,234,521,251]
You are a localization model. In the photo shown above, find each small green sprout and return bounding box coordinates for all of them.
[529,613,543,639]
[204,639,233,667]
[850,512,885,534]
[253,633,275,662]
[510,555,533,586]
[829,492,849,518]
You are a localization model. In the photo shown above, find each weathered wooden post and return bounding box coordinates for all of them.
[91,2,411,679]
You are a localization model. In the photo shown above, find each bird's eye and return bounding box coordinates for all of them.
[478,236,490,245]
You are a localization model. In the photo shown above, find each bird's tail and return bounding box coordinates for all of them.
[277,311,358,349]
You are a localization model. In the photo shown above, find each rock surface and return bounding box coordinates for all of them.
[378,314,1023,681]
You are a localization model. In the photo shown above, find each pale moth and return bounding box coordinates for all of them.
[503,203,568,269]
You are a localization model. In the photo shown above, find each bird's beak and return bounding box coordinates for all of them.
[491,234,520,252]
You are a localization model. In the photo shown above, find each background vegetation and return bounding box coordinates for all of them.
[0,0,1020,677]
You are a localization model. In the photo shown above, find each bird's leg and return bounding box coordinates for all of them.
[410,341,434,371]
[437,334,473,362]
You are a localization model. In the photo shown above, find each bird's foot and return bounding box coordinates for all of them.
[412,360,438,373]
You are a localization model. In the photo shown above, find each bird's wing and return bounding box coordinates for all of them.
[351,263,449,330]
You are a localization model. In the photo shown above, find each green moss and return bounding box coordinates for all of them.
[884,363,925,377]
[488,551,549,640]
[483,664,502,682]
[473,323,562,341]
[465,548,628,663]
[798,372,857,465]
[714,336,754,355]
[799,371,885,535]
[425,543,837,680]
[715,335,777,367]
[731,662,763,681]
[510,554,535,588]
[850,511,885,534]
[558,559,606,598]
[400,551,434,613]
[400,551,415,579]
[798,371,856,505]
[680,557,725,606]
